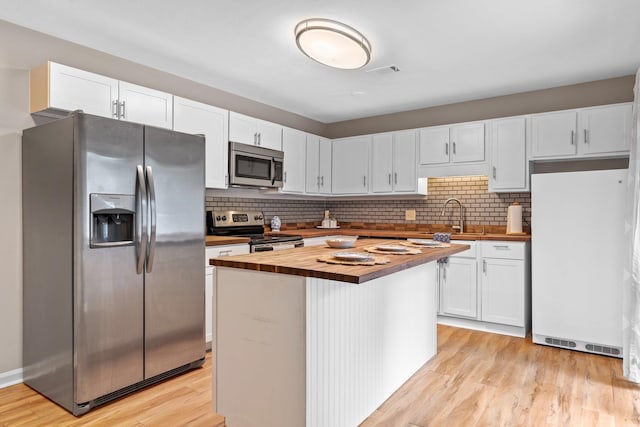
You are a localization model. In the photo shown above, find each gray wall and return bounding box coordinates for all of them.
[0,18,634,377]
[326,76,635,138]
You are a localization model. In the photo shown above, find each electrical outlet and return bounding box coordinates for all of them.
[405,209,416,221]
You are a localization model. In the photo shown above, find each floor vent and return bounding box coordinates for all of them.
[544,337,577,348]
[586,343,621,356]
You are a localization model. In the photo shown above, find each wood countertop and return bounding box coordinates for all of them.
[205,235,251,246]
[210,238,469,284]
[269,228,531,242]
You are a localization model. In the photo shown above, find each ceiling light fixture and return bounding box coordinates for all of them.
[294,18,371,70]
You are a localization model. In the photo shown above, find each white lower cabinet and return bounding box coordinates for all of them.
[438,240,531,337]
[205,243,250,347]
[438,241,477,319]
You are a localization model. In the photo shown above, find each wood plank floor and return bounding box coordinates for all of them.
[1,325,639,426]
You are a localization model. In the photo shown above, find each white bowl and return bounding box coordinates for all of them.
[325,238,356,249]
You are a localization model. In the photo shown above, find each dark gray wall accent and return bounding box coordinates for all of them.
[326,76,635,138]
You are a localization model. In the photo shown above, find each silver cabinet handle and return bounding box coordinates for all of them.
[483,259,487,273]
[284,171,287,183]
[120,101,126,119]
[492,166,497,179]
[258,133,261,146]
[254,132,258,145]
[584,129,589,144]
[321,176,324,187]
[445,142,449,155]
[135,165,147,275]
[145,166,157,273]
[394,172,398,184]
[570,130,575,145]
[452,141,456,154]
[317,176,320,189]
[388,173,391,185]
[218,249,232,257]
[363,176,367,187]
[112,100,119,118]
[493,245,510,250]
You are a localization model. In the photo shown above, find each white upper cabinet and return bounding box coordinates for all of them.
[371,130,424,194]
[332,136,371,194]
[118,81,173,129]
[306,134,332,194]
[30,62,173,128]
[489,117,528,192]
[173,97,229,189]
[371,133,394,192]
[281,127,307,194]
[530,110,577,158]
[529,103,631,160]
[228,111,282,151]
[419,126,450,165]
[578,104,632,156]
[419,122,485,166]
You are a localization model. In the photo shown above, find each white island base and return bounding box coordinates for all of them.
[214,262,437,427]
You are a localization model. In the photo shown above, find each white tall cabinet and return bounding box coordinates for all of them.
[305,134,332,194]
[489,117,528,192]
[173,97,229,189]
[332,136,371,194]
[281,127,307,194]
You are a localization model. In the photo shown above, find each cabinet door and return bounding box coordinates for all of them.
[481,258,524,327]
[451,123,485,163]
[332,136,370,194]
[281,128,306,193]
[489,117,527,192]
[229,112,258,145]
[173,97,229,189]
[440,257,477,318]
[318,137,332,194]
[530,111,577,158]
[579,104,632,156]
[48,62,118,118]
[393,130,417,192]
[371,133,393,193]
[257,120,282,151]
[419,126,450,165]
[305,135,320,194]
[118,81,173,129]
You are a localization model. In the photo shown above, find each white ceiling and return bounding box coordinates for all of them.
[0,0,639,123]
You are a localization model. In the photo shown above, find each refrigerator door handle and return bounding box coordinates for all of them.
[145,165,157,273]
[135,165,148,275]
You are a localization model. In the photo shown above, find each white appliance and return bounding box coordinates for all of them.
[531,169,626,357]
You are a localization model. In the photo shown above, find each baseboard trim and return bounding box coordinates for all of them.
[438,315,528,338]
[0,367,23,389]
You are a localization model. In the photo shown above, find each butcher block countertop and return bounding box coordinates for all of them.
[270,228,530,242]
[205,235,251,246]
[210,238,469,284]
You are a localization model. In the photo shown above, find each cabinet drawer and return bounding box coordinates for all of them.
[206,244,249,266]
[450,240,477,258]
[480,241,525,259]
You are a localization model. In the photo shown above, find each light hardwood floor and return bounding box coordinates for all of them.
[1,326,639,426]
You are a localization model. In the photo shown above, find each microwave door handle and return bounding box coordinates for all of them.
[145,166,157,273]
[271,158,276,185]
[135,165,147,275]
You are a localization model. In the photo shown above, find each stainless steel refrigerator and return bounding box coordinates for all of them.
[22,112,206,415]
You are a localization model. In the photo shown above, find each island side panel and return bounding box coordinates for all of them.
[215,268,306,427]
[306,262,437,427]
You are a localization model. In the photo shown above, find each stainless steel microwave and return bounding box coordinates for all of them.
[228,141,284,188]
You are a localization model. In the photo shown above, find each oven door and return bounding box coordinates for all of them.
[229,142,283,188]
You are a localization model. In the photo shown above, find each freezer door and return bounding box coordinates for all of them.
[75,114,145,403]
[143,126,206,378]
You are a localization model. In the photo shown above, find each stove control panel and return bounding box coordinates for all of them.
[209,210,265,227]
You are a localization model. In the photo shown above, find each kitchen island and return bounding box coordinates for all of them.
[210,239,469,427]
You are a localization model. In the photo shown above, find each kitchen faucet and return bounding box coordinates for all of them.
[441,198,464,233]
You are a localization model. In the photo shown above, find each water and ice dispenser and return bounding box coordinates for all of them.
[90,193,135,247]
